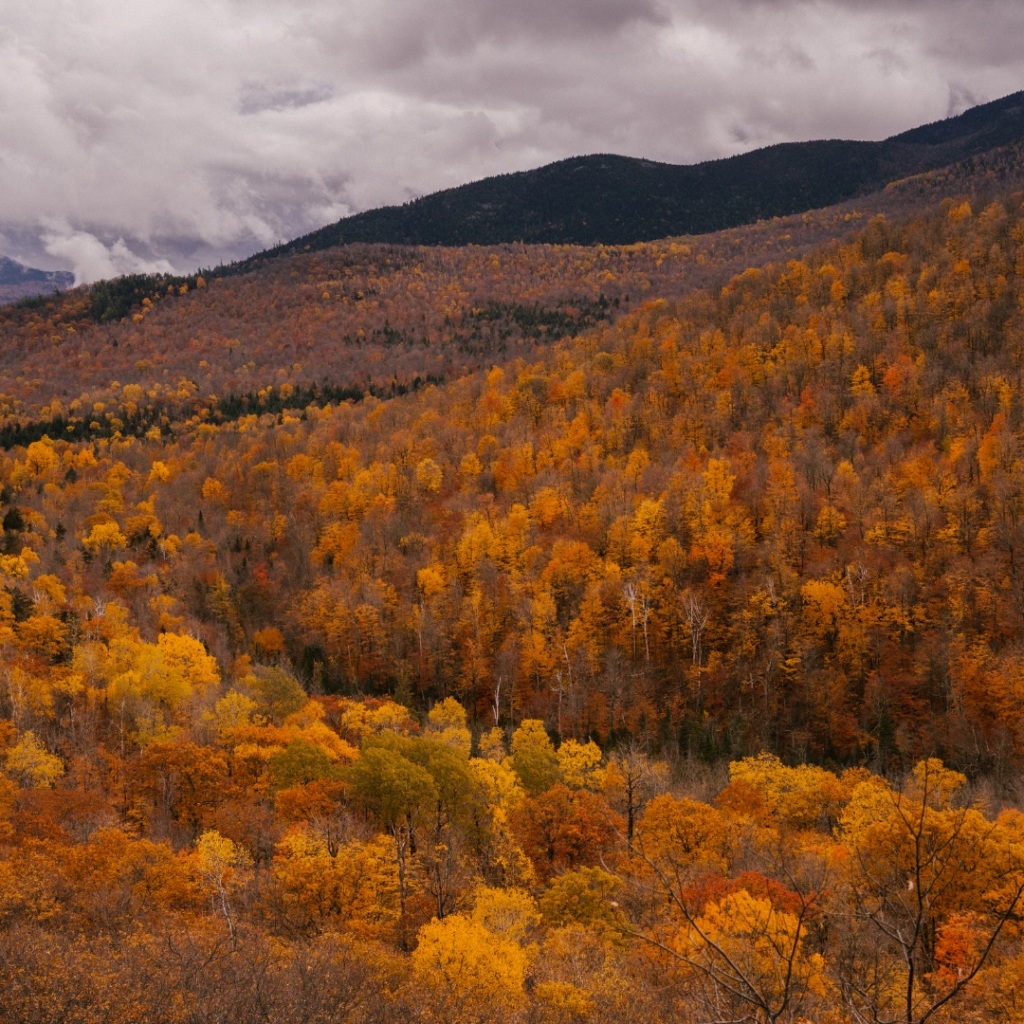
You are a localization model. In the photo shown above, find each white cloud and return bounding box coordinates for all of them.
[40,225,175,285]
[0,0,1022,281]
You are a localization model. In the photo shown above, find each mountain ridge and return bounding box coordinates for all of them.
[238,89,1024,261]
[0,255,74,305]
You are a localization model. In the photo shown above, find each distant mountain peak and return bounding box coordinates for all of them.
[0,257,75,305]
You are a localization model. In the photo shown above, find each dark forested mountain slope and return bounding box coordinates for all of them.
[246,90,1024,257]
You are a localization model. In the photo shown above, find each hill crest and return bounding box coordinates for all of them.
[242,89,1024,259]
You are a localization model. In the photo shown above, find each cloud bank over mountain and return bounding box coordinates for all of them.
[2,0,1023,282]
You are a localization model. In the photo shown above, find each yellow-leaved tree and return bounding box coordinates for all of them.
[195,829,250,937]
[557,738,603,790]
[204,692,261,738]
[507,719,559,796]
[725,751,852,830]
[425,697,471,754]
[108,632,220,711]
[5,731,64,788]
[272,826,400,939]
[412,884,538,1022]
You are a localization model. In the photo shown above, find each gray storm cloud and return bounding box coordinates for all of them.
[1,0,1022,282]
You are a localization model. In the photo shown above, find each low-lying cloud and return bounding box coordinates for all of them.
[40,225,176,286]
[2,0,1022,282]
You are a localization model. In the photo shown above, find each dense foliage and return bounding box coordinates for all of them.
[6,189,1024,766]
[3,695,1024,1024]
[5,139,1024,1022]
[0,218,863,441]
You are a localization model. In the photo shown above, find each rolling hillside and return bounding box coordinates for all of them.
[6,91,1024,1024]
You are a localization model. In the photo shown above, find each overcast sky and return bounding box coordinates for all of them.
[1,0,1022,283]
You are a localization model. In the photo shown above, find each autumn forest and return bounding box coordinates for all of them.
[5,147,1024,1023]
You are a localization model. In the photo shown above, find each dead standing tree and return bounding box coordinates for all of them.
[681,589,710,708]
